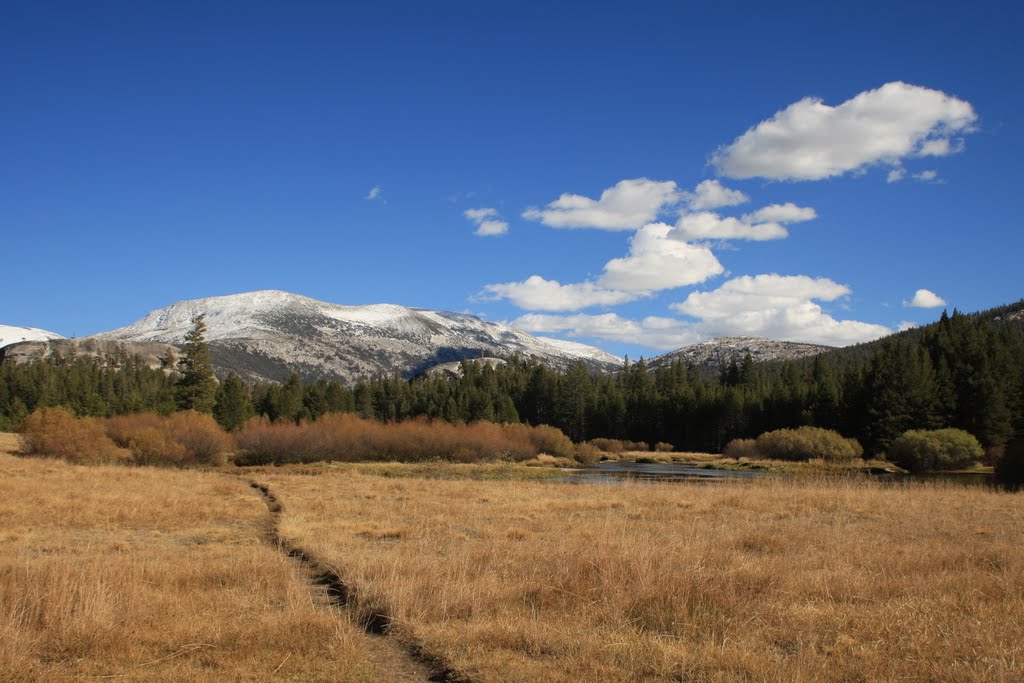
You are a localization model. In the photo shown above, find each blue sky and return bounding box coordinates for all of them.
[3,1,1021,358]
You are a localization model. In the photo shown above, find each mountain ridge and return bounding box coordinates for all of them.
[89,290,623,384]
[644,335,833,374]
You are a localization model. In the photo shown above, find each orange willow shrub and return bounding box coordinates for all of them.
[583,438,650,453]
[233,414,575,465]
[103,412,232,467]
[20,407,130,465]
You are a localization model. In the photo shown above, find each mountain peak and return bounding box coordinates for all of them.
[0,325,64,350]
[91,290,622,383]
[647,336,831,373]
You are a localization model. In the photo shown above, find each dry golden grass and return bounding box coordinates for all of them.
[0,435,383,682]
[261,467,1024,682]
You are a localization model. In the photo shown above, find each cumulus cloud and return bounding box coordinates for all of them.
[887,168,906,183]
[522,178,680,230]
[742,202,817,224]
[481,276,638,311]
[898,321,919,331]
[366,186,383,200]
[683,179,749,210]
[673,211,789,241]
[482,223,724,311]
[508,274,891,349]
[711,82,977,181]
[511,313,703,350]
[903,289,946,308]
[919,138,962,156]
[913,169,939,182]
[464,207,509,236]
[597,223,723,291]
[671,274,891,346]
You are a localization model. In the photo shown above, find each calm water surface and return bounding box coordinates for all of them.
[555,461,767,484]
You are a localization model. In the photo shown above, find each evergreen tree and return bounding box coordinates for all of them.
[175,314,218,413]
[213,372,255,430]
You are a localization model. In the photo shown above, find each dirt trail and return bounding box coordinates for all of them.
[250,482,471,683]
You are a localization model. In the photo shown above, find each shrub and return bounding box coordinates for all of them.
[524,424,575,458]
[103,412,232,467]
[165,411,232,466]
[20,407,130,465]
[232,414,576,465]
[585,438,625,454]
[123,426,189,467]
[995,439,1024,492]
[886,428,984,473]
[654,442,674,453]
[583,438,651,454]
[574,441,603,465]
[723,438,759,460]
[754,426,863,462]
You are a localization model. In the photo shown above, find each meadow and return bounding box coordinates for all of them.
[0,433,393,682]
[3,431,1023,681]
[261,469,1024,682]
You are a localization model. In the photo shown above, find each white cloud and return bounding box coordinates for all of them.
[903,288,946,308]
[464,207,509,236]
[712,82,977,181]
[481,276,638,311]
[508,274,891,349]
[482,223,724,311]
[684,179,749,210]
[898,321,919,331]
[522,178,680,230]
[475,220,509,236]
[742,202,817,224]
[366,186,382,200]
[465,208,498,221]
[671,274,891,346]
[511,313,702,350]
[673,211,789,241]
[597,223,723,291]
[887,168,906,183]
[918,138,961,156]
[913,169,939,182]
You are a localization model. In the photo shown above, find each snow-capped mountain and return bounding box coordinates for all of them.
[0,325,64,349]
[646,336,831,374]
[91,290,623,383]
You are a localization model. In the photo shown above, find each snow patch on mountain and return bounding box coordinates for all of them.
[92,290,623,383]
[0,325,64,350]
[647,336,831,373]
[536,337,623,365]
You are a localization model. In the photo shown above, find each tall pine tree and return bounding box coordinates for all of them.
[175,314,218,413]
[213,372,254,430]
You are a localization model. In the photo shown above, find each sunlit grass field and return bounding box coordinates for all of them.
[0,434,379,682]
[263,468,1024,682]
[3,430,1023,682]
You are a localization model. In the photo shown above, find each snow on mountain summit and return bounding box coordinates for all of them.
[93,290,623,383]
[0,325,64,349]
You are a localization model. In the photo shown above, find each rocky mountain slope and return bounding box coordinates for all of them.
[646,336,831,374]
[1,337,177,371]
[90,290,623,384]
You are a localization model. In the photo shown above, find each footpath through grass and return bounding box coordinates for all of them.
[262,465,1024,683]
[0,434,382,682]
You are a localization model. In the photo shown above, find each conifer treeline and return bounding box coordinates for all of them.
[2,310,1022,455]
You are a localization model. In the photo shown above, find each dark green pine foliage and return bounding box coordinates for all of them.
[4,300,1024,457]
[175,314,218,413]
[0,352,176,429]
[213,372,255,431]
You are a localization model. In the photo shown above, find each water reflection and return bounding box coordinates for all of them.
[553,461,767,484]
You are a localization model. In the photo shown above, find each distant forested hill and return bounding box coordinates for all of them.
[2,300,1022,457]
